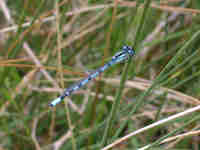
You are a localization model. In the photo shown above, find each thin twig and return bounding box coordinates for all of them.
[102,105,200,150]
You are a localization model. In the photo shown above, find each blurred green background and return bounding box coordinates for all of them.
[1,0,200,150]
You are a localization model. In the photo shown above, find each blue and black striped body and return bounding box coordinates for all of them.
[49,45,135,107]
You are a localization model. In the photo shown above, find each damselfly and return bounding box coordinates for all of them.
[49,45,135,107]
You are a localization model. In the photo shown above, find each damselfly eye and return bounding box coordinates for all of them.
[122,45,135,57]
[128,48,135,56]
[122,45,128,50]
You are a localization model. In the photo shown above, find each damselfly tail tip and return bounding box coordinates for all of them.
[49,97,61,107]
[48,103,54,107]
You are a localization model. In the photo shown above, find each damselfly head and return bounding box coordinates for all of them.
[122,45,135,57]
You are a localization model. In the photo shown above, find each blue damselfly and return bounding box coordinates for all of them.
[49,45,135,107]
